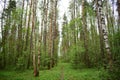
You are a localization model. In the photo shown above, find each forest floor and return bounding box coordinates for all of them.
[0,63,101,80]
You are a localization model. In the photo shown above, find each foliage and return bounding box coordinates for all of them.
[0,0,119,79]
[66,42,85,69]
[99,32,120,80]
[16,56,25,71]
[108,31,120,80]
[99,68,110,80]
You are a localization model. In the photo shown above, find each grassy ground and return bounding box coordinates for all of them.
[0,63,101,80]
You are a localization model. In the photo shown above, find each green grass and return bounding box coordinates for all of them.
[0,63,101,80]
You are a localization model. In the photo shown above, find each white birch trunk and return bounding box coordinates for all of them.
[97,0,113,70]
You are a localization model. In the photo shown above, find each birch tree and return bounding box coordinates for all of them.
[97,0,113,70]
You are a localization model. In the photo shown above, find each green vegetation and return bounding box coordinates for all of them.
[0,63,101,80]
[0,0,120,80]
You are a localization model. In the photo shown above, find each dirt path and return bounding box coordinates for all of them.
[59,65,64,80]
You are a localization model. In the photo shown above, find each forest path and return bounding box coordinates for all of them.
[59,64,64,80]
[0,63,100,80]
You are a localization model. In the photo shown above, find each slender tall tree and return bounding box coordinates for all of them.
[117,0,120,31]
[95,0,105,66]
[97,0,113,70]
[30,0,39,76]
[17,0,24,58]
[82,0,90,67]
[25,0,33,69]
[1,0,7,68]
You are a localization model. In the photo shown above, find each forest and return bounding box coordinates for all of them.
[0,0,120,80]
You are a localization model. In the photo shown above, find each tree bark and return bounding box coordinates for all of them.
[97,0,113,70]
[82,0,90,67]
[117,0,120,31]
[25,0,32,69]
[31,0,39,76]
[96,0,105,66]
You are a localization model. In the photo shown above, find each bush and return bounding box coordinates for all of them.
[16,56,25,71]
[68,42,86,69]
[109,31,120,80]
[99,68,110,80]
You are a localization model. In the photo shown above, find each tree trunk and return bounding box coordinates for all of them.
[1,0,7,68]
[31,0,39,76]
[117,0,120,31]
[17,0,24,58]
[82,0,90,67]
[25,0,32,69]
[96,0,105,67]
[97,0,113,70]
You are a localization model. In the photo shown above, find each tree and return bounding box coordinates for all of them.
[97,0,113,70]
[95,0,105,66]
[117,0,120,31]
[0,0,7,69]
[82,0,90,67]
[61,13,68,60]
[31,0,39,76]
[52,0,59,66]
[25,0,33,69]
